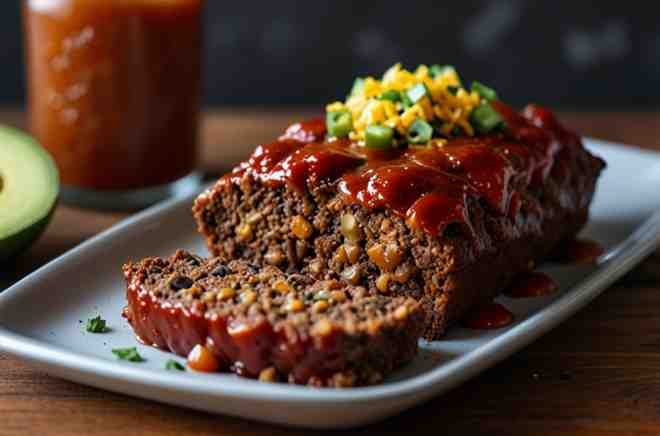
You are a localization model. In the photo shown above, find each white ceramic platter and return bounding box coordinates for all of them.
[1,139,659,429]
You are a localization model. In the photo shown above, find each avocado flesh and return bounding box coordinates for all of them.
[0,126,59,261]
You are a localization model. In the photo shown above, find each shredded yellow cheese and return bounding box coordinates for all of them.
[326,63,485,145]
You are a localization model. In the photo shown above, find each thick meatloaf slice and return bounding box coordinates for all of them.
[193,104,605,339]
[122,250,424,387]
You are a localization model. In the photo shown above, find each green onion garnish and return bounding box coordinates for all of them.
[401,92,413,110]
[85,315,107,333]
[378,90,402,102]
[429,64,459,81]
[365,124,395,150]
[166,359,185,371]
[471,81,498,101]
[326,110,353,138]
[112,347,144,362]
[406,83,429,104]
[470,102,505,133]
[407,119,433,144]
[349,77,365,97]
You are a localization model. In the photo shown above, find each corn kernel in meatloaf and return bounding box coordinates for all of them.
[193,105,605,339]
[122,250,424,387]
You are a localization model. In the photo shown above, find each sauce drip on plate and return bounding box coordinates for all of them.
[506,271,558,298]
[555,238,605,264]
[462,302,514,329]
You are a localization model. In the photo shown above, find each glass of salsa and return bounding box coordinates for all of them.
[23,0,202,209]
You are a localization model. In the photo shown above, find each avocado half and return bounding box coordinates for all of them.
[0,126,59,262]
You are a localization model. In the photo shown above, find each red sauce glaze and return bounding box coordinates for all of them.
[231,139,302,184]
[409,139,515,214]
[406,191,470,236]
[462,302,514,329]
[267,142,364,192]
[555,238,605,264]
[122,271,376,384]
[506,271,558,298]
[279,118,327,143]
[223,102,582,238]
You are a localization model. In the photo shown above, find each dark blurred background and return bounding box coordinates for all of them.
[3,1,659,108]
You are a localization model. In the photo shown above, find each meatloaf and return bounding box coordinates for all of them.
[193,102,605,340]
[122,250,424,387]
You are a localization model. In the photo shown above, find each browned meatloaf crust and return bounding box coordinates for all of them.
[122,250,424,387]
[193,104,605,340]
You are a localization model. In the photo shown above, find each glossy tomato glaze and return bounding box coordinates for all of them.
[123,268,418,383]
[462,302,514,329]
[221,102,582,238]
[506,271,558,298]
[124,277,334,381]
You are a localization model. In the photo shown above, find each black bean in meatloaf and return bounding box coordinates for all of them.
[122,250,424,387]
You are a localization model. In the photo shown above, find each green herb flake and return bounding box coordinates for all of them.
[86,315,107,333]
[112,347,144,362]
[165,359,185,371]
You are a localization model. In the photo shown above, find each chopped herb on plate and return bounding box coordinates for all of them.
[85,315,107,333]
[165,359,185,371]
[112,347,144,362]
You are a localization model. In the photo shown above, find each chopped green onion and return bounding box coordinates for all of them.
[349,77,365,97]
[365,124,395,150]
[429,64,459,82]
[401,92,413,109]
[112,347,144,362]
[377,90,402,102]
[85,315,107,333]
[470,102,505,133]
[326,110,353,138]
[406,119,433,144]
[381,64,399,82]
[471,81,498,101]
[166,359,185,371]
[447,85,460,96]
[406,83,429,104]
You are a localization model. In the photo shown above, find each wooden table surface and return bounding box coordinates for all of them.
[2,109,660,435]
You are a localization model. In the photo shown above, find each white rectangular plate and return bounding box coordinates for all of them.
[1,139,660,429]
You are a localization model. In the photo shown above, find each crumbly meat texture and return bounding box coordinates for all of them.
[122,250,424,387]
[193,132,604,340]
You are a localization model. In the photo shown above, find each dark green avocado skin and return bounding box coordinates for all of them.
[0,201,57,263]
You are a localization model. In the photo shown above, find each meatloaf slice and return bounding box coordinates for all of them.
[193,104,605,340]
[122,250,424,387]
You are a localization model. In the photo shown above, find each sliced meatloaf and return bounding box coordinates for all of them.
[193,104,605,339]
[122,250,424,387]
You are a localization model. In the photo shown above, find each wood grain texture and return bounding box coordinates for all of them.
[2,109,660,436]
